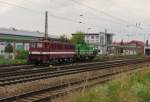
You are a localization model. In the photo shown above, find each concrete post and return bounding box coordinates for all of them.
[13,42,16,59]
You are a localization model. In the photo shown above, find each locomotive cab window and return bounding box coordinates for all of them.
[145,48,150,56]
[37,43,42,48]
[30,42,42,48]
[30,43,37,48]
[45,43,49,48]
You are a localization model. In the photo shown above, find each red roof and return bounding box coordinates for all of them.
[113,40,145,46]
[128,40,144,46]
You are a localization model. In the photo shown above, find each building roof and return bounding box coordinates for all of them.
[113,40,145,46]
[0,28,58,38]
[72,32,114,36]
[129,40,144,46]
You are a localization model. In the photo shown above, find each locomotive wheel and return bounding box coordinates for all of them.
[34,61,40,65]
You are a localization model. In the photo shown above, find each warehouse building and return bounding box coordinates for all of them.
[0,28,58,57]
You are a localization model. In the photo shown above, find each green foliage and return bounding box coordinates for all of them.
[0,56,6,64]
[55,70,150,102]
[0,57,27,65]
[10,59,27,64]
[16,50,29,59]
[59,34,69,42]
[70,31,85,44]
[4,43,13,53]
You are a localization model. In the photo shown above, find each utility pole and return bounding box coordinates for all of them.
[45,11,48,40]
[105,29,107,34]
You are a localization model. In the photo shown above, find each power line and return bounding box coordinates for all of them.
[49,13,106,29]
[50,0,144,31]
[0,0,106,29]
[71,0,130,24]
[48,0,126,26]
[0,1,79,23]
[0,0,144,34]
[0,0,128,28]
[0,0,44,14]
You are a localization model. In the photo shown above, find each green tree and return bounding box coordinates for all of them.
[5,43,13,53]
[4,43,13,59]
[59,34,68,42]
[70,31,85,44]
[16,50,29,59]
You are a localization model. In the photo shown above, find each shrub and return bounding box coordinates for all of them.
[16,50,29,59]
[4,43,13,53]
[10,59,27,64]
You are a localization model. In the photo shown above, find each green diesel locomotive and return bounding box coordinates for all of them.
[75,43,97,61]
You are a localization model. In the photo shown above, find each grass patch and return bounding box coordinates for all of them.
[94,55,143,62]
[54,69,150,102]
[0,51,29,65]
[0,57,27,65]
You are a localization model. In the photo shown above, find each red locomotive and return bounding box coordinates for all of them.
[28,40,76,64]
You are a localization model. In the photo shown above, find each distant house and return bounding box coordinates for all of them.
[128,40,145,54]
[113,40,145,55]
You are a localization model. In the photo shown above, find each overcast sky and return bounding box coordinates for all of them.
[0,0,150,42]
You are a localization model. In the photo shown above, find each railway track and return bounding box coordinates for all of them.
[0,64,36,72]
[0,57,149,102]
[0,56,144,73]
[0,58,150,86]
[0,64,26,67]
[0,56,144,72]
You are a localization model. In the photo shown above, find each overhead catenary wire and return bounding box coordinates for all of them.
[45,0,128,30]
[71,0,129,24]
[48,0,126,26]
[0,0,147,35]
[0,0,107,31]
[0,0,44,14]
[70,0,145,30]
[0,0,129,29]
[2,0,125,27]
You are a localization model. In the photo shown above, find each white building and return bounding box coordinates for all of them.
[0,42,6,56]
[84,32,114,54]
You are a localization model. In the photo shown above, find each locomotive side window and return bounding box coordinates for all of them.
[44,43,49,48]
[51,43,56,49]
[30,42,42,48]
[37,43,42,48]
[31,43,37,48]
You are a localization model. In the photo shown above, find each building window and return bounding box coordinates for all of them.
[91,35,94,39]
[96,35,99,39]
[96,40,99,44]
[100,36,104,45]
[86,35,89,39]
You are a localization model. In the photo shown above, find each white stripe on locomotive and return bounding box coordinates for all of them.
[30,52,75,54]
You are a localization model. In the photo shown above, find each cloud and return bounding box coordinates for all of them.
[0,0,24,13]
[0,0,149,41]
